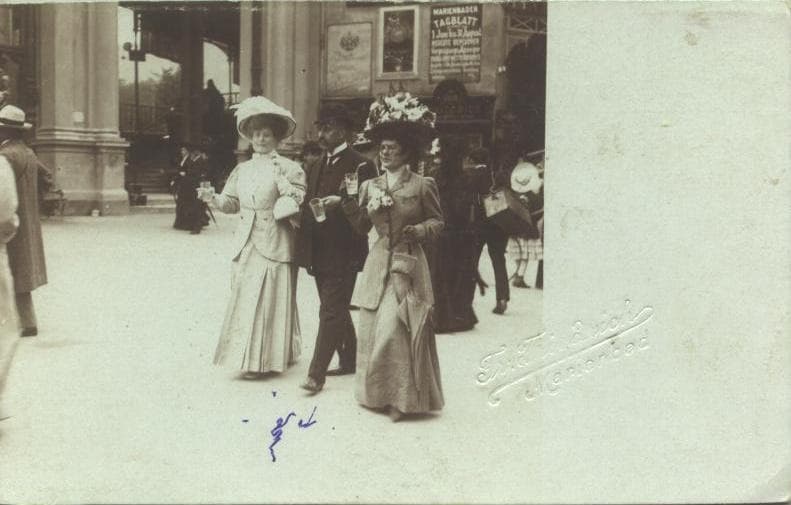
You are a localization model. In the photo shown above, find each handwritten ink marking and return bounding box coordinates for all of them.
[477,299,654,405]
[298,406,317,428]
[242,419,249,423]
[268,407,318,462]
[272,390,277,397]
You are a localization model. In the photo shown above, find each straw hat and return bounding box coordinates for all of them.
[510,161,542,194]
[0,105,32,130]
[232,96,296,141]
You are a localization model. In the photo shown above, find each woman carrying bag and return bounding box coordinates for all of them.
[341,92,445,422]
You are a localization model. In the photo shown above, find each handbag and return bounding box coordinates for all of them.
[273,195,300,220]
[483,187,538,238]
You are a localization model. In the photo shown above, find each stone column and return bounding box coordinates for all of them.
[241,2,320,157]
[179,11,204,144]
[33,2,129,215]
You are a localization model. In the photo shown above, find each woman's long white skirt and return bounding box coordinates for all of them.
[213,241,301,373]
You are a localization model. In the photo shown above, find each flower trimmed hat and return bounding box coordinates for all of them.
[363,91,436,149]
[232,96,296,141]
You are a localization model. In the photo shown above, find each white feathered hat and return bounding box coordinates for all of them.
[232,96,296,141]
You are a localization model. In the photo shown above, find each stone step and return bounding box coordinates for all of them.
[129,193,176,215]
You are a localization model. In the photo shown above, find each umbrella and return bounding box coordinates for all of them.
[397,290,432,392]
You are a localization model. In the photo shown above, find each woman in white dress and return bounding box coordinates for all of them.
[199,97,306,378]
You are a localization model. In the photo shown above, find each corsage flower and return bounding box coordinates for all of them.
[367,186,394,213]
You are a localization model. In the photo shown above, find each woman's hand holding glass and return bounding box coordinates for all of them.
[196,182,215,203]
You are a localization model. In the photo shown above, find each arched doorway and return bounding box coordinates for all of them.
[118,2,241,197]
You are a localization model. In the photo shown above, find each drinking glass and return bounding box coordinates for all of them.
[345,172,359,196]
[309,198,326,223]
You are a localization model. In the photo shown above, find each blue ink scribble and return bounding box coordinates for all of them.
[272,390,277,397]
[268,407,318,462]
[242,419,249,423]
[298,406,317,428]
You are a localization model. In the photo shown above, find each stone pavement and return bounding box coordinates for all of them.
[0,213,544,504]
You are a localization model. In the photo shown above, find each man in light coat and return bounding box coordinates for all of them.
[0,105,48,337]
[0,150,20,421]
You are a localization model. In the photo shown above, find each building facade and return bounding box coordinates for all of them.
[0,1,545,215]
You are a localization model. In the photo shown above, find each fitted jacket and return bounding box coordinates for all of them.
[212,152,306,262]
[294,146,377,275]
[343,169,444,310]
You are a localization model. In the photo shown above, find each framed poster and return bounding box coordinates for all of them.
[429,4,482,83]
[377,5,419,80]
[325,22,373,97]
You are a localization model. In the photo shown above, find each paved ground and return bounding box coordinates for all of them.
[0,213,543,504]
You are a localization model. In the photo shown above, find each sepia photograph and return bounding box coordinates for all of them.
[0,1,788,504]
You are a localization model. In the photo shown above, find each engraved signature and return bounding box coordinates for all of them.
[478,299,654,405]
[268,406,317,462]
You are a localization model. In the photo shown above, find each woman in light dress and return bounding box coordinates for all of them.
[342,93,445,421]
[198,97,306,378]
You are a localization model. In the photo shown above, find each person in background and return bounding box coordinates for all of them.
[0,105,47,337]
[299,140,324,177]
[351,132,380,175]
[469,147,511,315]
[429,136,480,333]
[0,153,20,421]
[295,104,377,392]
[509,158,544,288]
[172,143,208,234]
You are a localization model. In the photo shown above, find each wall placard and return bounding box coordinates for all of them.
[326,23,373,97]
[377,5,419,80]
[429,4,482,83]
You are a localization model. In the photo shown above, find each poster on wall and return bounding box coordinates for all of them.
[429,4,482,83]
[326,23,373,97]
[378,5,419,80]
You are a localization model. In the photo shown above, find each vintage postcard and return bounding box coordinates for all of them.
[0,1,788,504]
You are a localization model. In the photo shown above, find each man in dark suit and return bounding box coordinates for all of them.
[295,104,377,393]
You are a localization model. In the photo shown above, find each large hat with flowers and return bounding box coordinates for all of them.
[363,91,436,149]
[232,96,296,141]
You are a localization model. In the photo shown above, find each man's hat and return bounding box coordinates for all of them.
[0,105,32,130]
[317,102,355,130]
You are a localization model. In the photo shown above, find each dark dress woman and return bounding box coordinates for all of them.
[430,137,480,333]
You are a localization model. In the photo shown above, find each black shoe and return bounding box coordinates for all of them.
[326,367,355,376]
[512,276,528,288]
[300,377,324,394]
[21,327,37,337]
[349,304,360,311]
[493,300,508,315]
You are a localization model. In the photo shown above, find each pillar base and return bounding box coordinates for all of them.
[32,129,130,216]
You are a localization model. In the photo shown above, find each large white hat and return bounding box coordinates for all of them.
[510,161,542,194]
[0,105,32,130]
[232,96,296,141]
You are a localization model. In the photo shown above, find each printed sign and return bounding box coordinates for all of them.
[429,4,482,83]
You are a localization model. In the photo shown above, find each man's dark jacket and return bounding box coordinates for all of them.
[295,146,377,275]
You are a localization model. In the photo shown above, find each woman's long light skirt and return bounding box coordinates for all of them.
[213,242,301,373]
